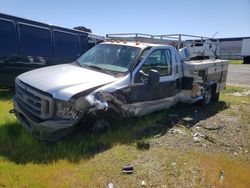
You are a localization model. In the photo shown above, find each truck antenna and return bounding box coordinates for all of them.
[211,31,219,38]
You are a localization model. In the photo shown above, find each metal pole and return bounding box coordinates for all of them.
[178,35,181,49]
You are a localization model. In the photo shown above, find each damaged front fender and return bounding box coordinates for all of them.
[84,91,130,118]
[81,91,180,118]
[85,92,108,110]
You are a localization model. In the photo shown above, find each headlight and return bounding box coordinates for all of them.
[75,97,90,111]
[55,100,78,119]
[86,92,108,110]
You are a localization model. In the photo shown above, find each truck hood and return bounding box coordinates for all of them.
[17,64,117,101]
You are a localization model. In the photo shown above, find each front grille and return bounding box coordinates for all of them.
[15,80,54,119]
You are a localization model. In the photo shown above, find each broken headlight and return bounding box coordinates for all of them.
[85,92,108,110]
[55,99,79,120]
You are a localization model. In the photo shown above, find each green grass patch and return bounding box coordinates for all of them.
[0,89,230,165]
[220,85,250,105]
[229,59,243,64]
[0,89,165,164]
[222,85,247,93]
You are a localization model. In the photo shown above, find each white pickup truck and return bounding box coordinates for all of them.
[13,34,229,142]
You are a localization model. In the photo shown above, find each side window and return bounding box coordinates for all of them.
[80,35,89,54]
[0,19,17,55]
[141,49,172,76]
[18,23,52,57]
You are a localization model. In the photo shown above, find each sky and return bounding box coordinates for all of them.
[0,0,249,38]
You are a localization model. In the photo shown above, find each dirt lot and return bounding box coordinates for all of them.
[227,64,250,87]
[128,90,250,187]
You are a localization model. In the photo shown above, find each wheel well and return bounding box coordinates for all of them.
[205,82,217,93]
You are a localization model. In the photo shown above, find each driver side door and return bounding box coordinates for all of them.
[127,47,178,115]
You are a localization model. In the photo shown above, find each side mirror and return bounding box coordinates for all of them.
[147,69,160,88]
[135,69,147,84]
[136,69,160,87]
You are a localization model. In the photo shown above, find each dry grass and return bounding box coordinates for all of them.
[229,60,244,64]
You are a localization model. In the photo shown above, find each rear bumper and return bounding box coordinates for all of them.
[13,98,78,142]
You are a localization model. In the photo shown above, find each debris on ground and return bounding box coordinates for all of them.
[122,164,134,174]
[182,116,193,122]
[220,170,225,183]
[199,124,223,131]
[135,124,167,138]
[141,180,146,187]
[193,132,216,143]
[136,141,150,150]
[107,182,114,188]
[203,135,216,143]
[171,161,177,167]
[193,132,203,142]
[168,128,185,135]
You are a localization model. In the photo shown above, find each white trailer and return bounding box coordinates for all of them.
[241,39,250,64]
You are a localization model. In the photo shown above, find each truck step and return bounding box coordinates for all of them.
[190,96,203,103]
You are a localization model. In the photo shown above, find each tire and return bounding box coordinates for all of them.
[197,86,212,106]
[212,92,220,102]
[203,86,212,105]
[243,56,250,64]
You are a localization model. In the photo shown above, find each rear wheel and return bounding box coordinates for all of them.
[197,86,212,106]
[212,92,220,102]
[203,86,212,105]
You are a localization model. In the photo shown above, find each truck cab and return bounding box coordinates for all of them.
[13,35,228,142]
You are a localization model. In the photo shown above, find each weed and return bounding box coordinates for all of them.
[229,60,243,64]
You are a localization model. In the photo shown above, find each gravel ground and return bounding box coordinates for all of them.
[142,102,250,160]
[130,93,250,187]
[227,64,250,87]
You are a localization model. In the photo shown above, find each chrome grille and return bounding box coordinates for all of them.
[15,80,54,119]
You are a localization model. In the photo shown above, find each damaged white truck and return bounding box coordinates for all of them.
[13,33,229,142]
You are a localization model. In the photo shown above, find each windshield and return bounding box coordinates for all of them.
[77,44,141,73]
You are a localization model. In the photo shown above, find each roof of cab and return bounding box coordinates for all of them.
[101,41,166,49]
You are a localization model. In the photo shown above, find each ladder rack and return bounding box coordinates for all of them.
[106,33,176,45]
[106,33,218,49]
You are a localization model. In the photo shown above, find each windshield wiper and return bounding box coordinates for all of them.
[83,64,113,75]
[74,60,82,67]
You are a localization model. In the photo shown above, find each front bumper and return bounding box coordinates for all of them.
[13,98,79,142]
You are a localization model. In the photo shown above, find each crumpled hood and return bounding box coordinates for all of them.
[17,64,116,101]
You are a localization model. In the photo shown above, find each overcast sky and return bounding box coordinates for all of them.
[0,0,249,38]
